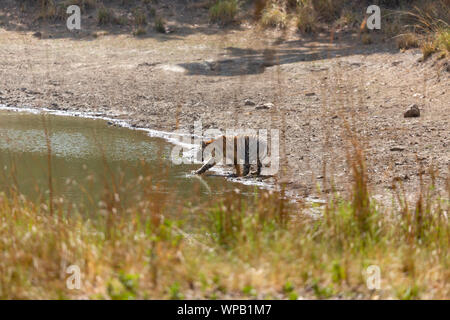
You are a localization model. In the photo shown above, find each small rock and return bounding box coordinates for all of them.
[390,146,405,152]
[404,104,420,118]
[244,99,255,106]
[256,103,273,110]
[394,174,409,182]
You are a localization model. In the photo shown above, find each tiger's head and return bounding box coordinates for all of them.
[200,138,215,162]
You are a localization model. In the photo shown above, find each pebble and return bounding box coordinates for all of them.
[404,104,420,118]
[390,146,405,152]
[244,99,255,106]
[255,103,273,110]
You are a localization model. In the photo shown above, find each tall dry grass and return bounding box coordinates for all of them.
[393,0,450,58]
[0,129,448,299]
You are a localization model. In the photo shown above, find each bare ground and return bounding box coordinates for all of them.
[0,2,449,203]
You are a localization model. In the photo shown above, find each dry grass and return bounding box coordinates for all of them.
[296,4,318,33]
[69,0,98,11]
[421,40,437,60]
[396,33,420,50]
[133,27,147,36]
[33,0,98,21]
[97,6,115,25]
[310,0,343,23]
[260,3,288,29]
[435,29,450,53]
[209,0,239,25]
[36,0,66,21]
[334,8,359,29]
[133,7,147,26]
[394,1,450,58]
[0,135,448,299]
[258,0,353,34]
[154,16,166,33]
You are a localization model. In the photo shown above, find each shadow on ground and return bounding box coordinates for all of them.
[179,34,398,77]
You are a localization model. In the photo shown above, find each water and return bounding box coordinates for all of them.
[0,109,258,217]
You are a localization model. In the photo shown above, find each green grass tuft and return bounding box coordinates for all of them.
[209,0,239,25]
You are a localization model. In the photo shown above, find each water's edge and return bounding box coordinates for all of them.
[0,104,326,208]
[0,105,274,185]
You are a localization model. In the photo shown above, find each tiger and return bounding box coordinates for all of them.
[195,135,267,176]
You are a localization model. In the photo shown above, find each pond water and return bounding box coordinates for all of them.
[0,109,259,217]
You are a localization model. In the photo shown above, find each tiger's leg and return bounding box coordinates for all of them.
[232,136,242,177]
[256,159,262,176]
[234,164,242,177]
[242,136,250,176]
[195,158,216,175]
[243,164,250,176]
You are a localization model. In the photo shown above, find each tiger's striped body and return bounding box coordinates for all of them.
[195,135,267,176]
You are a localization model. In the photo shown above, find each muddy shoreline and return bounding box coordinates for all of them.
[0,104,291,198]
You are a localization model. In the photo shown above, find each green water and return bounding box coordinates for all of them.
[0,110,257,217]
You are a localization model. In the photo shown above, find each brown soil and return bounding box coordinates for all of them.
[0,0,449,202]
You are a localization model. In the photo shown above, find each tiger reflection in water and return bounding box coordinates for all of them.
[195,135,267,177]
